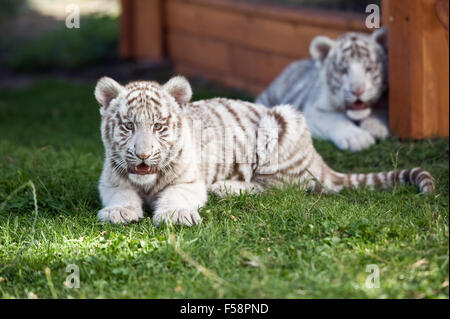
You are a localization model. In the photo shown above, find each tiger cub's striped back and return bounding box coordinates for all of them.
[186,99,434,195]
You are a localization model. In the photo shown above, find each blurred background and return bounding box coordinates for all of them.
[0,0,380,91]
[0,0,121,85]
[0,0,448,137]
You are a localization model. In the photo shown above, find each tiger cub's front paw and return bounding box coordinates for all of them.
[360,117,389,140]
[333,126,375,152]
[152,209,202,227]
[98,205,144,224]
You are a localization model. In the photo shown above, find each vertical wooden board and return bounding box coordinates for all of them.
[435,0,449,31]
[133,0,164,60]
[167,32,231,74]
[408,0,426,139]
[385,0,449,138]
[384,0,415,138]
[420,0,449,137]
[120,0,134,58]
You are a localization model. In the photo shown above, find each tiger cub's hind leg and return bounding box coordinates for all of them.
[209,181,263,197]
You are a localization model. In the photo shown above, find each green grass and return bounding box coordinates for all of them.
[0,79,448,299]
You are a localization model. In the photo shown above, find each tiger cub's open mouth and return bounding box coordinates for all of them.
[130,163,157,175]
[350,100,369,111]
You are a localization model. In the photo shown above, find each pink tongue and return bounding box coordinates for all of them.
[135,164,155,174]
[352,101,368,110]
[137,163,148,170]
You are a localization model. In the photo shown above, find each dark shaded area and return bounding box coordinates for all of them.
[0,0,26,19]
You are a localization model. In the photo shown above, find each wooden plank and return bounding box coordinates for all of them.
[422,0,449,137]
[166,0,359,58]
[435,0,449,31]
[180,0,367,30]
[383,0,449,138]
[133,0,164,60]
[167,32,231,74]
[168,31,296,90]
[230,46,294,87]
[165,0,366,95]
[119,0,134,58]
[382,0,414,137]
[176,61,264,95]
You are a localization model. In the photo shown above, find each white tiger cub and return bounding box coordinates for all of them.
[256,28,389,152]
[94,75,434,226]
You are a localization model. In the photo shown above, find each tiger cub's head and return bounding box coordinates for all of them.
[94,76,192,185]
[310,28,388,121]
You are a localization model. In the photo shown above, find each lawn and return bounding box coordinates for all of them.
[0,79,448,299]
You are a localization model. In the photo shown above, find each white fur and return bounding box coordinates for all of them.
[256,29,389,152]
[360,116,389,140]
[303,107,376,152]
[95,76,206,226]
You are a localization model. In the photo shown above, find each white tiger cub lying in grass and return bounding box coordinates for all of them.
[94,75,434,226]
[256,28,389,152]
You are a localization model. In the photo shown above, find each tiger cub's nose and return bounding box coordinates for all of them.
[352,85,366,97]
[136,153,151,160]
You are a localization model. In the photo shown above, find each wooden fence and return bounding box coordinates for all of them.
[383,0,449,139]
[120,0,367,93]
[120,0,449,139]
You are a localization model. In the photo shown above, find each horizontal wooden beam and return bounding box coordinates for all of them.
[179,0,367,29]
[166,0,366,59]
[168,31,293,92]
[175,61,265,95]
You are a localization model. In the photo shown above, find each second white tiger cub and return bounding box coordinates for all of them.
[95,76,433,226]
[256,28,389,152]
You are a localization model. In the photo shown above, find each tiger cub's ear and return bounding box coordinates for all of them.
[372,27,388,51]
[95,77,124,109]
[310,36,335,64]
[163,76,192,106]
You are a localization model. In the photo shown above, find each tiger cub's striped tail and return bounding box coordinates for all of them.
[328,167,435,193]
[261,104,435,194]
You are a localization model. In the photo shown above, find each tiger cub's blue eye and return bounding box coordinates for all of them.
[125,122,134,130]
[154,123,162,130]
